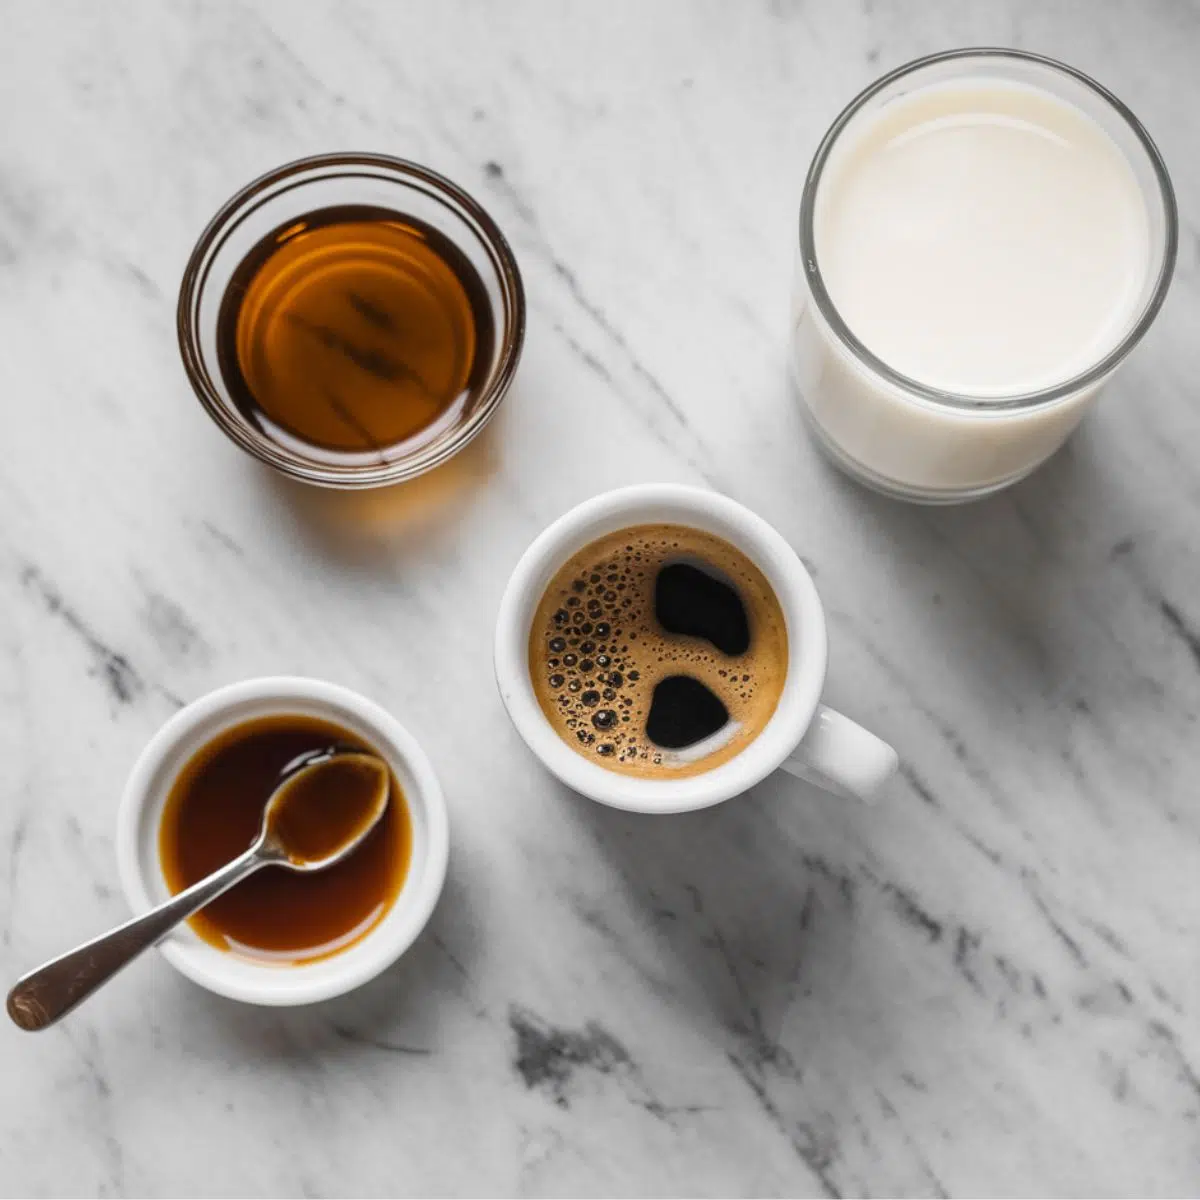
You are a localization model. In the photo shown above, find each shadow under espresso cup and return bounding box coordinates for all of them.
[495,485,898,813]
[116,677,449,1006]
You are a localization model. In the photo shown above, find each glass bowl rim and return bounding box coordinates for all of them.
[177,151,526,489]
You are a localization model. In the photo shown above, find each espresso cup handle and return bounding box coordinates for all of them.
[778,705,898,801]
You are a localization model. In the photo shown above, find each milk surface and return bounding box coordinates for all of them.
[815,80,1149,396]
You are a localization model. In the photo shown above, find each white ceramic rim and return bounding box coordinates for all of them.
[494,485,828,813]
[116,676,449,1006]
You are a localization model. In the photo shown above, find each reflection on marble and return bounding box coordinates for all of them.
[2,1,1200,1195]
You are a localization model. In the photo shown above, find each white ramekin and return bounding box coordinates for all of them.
[115,676,448,1006]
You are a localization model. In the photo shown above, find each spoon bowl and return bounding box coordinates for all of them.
[260,747,391,870]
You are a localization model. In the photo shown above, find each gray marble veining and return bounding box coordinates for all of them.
[1,1,1199,1196]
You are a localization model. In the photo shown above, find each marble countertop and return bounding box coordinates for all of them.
[3,1,1199,1196]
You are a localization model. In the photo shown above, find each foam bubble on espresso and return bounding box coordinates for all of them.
[528,524,788,780]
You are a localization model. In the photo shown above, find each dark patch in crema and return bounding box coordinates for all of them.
[647,675,729,748]
[655,561,750,654]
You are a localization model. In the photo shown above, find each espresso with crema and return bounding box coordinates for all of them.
[529,525,787,778]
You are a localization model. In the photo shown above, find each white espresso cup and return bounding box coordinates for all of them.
[495,485,897,813]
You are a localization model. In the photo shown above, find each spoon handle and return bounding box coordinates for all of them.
[7,847,263,1031]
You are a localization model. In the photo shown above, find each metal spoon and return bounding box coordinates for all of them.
[7,747,390,1032]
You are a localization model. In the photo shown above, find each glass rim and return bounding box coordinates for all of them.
[797,47,1178,413]
[177,151,526,489]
